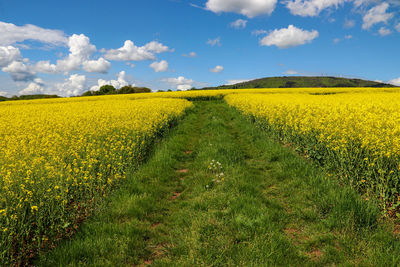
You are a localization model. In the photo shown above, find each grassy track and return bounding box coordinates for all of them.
[37,101,400,266]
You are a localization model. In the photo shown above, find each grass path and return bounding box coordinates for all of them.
[38,101,400,266]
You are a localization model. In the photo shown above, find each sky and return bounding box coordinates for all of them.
[0,0,399,97]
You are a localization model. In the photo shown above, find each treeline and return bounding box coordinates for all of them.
[81,85,151,96]
[0,94,60,102]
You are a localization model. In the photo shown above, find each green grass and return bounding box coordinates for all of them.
[37,101,400,266]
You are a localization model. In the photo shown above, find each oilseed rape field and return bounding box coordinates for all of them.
[0,96,192,264]
[225,90,400,214]
[3,88,400,265]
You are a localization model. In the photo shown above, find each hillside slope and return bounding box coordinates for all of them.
[202,76,395,90]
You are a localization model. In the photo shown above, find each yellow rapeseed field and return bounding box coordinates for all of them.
[0,95,192,263]
[225,90,400,213]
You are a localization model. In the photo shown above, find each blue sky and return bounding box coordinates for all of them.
[0,0,399,96]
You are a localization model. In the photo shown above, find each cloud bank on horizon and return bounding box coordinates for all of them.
[0,0,399,97]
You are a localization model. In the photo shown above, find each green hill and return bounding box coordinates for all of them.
[201,76,396,90]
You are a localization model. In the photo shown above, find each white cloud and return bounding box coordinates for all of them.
[90,71,129,91]
[183,52,197,57]
[0,46,21,67]
[0,21,67,46]
[260,25,319,49]
[389,77,400,86]
[362,3,393,30]
[333,37,341,43]
[0,91,8,97]
[345,34,353,39]
[344,19,355,28]
[252,29,267,36]
[56,34,96,73]
[56,74,87,96]
[226,79,251,85]
[395,22,400,32]
[82,57,111,73]
[150,60,169,72]
[284,70,299,75]
[378,27,392,36]
[230,19,248,29]
[210,65,224,73]
[286,0,348,17]
[104,40,172,61]
[2,61,36,81]
[162,76,194,90]
[19,78,45,95]
[205,0,277,18]
[126,62,136,68]
[207,37,221,46]
[34,60,57,73]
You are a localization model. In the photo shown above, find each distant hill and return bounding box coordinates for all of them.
[0,94,61,102]
[200,76,396,90]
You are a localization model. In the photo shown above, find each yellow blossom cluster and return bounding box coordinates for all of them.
[0,96,192,264]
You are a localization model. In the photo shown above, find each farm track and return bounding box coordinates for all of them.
[38,101,400,266]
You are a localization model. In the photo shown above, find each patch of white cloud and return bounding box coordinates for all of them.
[230,19,248,29]
[150,60,169,72]
[2,60,36,81]
[252,29,267,36]
[82,57,111,73]
[286,0,348,17]
[210,65,224,73]
[378,26,392,36]
[284,70,299,75]
[162,76,194,90]
[183,52,197,57]
[90,71,130,91]
[19,78,45,95]
[389,77,400,86]
[0,46,21,67]
[207,37,221,46]
[56,74,87,96]
[344,19,355,28]
[205,0,277,18]
[362,2,393,30]
[226,79,251,85]
[345,34,353,39]
[0,91,8,97]
[0,21,67,46]
[260,25,319,49]
[395,22,400,32]
[104,40,172,61]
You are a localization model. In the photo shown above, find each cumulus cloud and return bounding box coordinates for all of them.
[56,34,96,73]
[389,77,400,86]
[2,61,36,81]
[378,27,392,36]
[19,78,45,95]
[260,25,319,49]
[183,52,197,57]
[0,21,67,46]
[82,57,111,73]
[252,29,267,36]
[0,91,9,97]
[230,19,248,29]
[150,60,169,72]
[362,3,393,30]
[286,0,348,17]
[226,79,251,85]
[90,71,130,91]
[205,0,277,18]
[104,40,172,61]
[210,65,224,73]
[284,70,299,75]
[162,76,194,90]
[0,46,21,67]
[56,74,87,96]
[207,37,221,46]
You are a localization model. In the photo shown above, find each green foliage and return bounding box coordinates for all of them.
[98,85,116,95]
[201,76,396,90]
[0,94,61,102]
[82,85,151,97]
